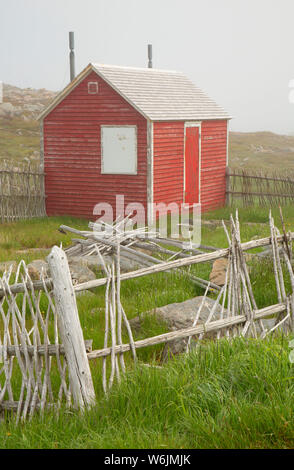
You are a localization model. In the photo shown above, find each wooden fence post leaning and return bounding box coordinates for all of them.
[47,246,96,410]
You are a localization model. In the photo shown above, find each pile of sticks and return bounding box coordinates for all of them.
[60,217,221,293]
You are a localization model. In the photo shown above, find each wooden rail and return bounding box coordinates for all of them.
[87,303,287,360]
[73,231,294,292]
[1,231,293,299]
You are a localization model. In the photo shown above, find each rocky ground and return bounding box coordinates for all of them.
[0,83,57,164]
[0,83,56,121]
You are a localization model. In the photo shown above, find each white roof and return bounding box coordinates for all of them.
[39,63,231,121]
[92,64,231,121]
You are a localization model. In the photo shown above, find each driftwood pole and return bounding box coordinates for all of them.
[47,246,95,410]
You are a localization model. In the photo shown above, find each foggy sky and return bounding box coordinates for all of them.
[1,0,294,134]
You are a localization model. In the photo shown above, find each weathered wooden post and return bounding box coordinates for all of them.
[48,246,95,410]
[225,166,231,206]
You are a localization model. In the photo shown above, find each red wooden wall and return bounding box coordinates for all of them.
[153,121,185,214]
[200,120,227,212]
[153,120,227,213]
[44,71,147,220]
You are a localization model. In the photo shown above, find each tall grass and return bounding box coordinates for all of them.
[1,336,293,449]
[1,207,294,448]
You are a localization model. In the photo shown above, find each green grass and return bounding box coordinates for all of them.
[202,204,294,226]
[1,206,294,448]
[0,216,89,264]
[0,117,40,164]
[229,131,294,171]
[0,336,293,449]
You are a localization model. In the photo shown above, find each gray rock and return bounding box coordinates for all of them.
[26,257,97,284]
[255,317,291,335]
[119,256,141,272]
[130,296,228,359]
[23,103,43,113]
[27,259,49,280]
[69,256,106,272]
[256,246,283,259]
[68,259,96,285]
[0,260,17,273]
[68,254,140,273]
[0,102,15,115]
[0,102,23,118]
[261,318,276,330]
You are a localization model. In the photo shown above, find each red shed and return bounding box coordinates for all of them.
[39,63,231,223]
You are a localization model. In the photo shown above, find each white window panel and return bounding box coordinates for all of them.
[101,125,137,175]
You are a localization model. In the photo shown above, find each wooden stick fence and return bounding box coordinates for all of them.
[84,210,294,380]
[226,167,294,207]
[0,250,94,422]
[0,161,46,222]
[1,210,294,421]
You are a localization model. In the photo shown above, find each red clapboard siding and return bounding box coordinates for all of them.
[200,120,227,212]
[153,122,185,214]
[44,71,147,220]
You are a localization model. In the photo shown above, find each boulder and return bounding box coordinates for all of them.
[119,256,141,272]
[255,317,291,335]
[209,258,228,286]
[129,296,228,359]
[68,256,106,272]
[27,257,96,284]
[0,102,15,117]
[68,259,96,285]
[0,260,17,273]
[68,254,140,274]
[256,246,283,259]
[27,259,49,280]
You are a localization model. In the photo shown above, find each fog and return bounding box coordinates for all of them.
[1,0,294,134]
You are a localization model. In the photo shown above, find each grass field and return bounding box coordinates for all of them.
[0,206,294,448]
[0,118,40,164]
[229,131,294,171]
[2,205,294,263]
[0,336,293,449]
